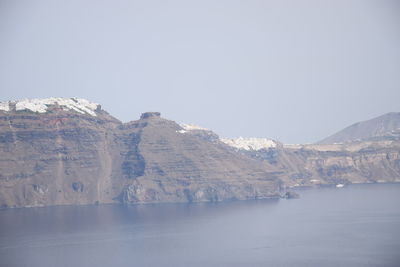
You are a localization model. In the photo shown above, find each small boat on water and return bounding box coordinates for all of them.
[336,184,345,188]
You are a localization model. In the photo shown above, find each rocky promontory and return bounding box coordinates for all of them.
[1,98,398,208]
[0,98,281,208]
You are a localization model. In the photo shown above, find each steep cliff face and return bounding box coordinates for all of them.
[221,134,400,188]
[0,99,121,207]
[3,98,396,208]
[278,141,400,187]
[0,99,281,208]
[116,115,280,204]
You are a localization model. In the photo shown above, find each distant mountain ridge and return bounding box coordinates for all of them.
[317,112,400,144]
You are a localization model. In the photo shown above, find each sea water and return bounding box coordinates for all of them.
[1,183,399,267]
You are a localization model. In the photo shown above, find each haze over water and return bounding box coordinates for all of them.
[0,184,399,267]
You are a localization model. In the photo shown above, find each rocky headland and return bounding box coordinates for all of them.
[0,98,281,208]
[0,98,398,208]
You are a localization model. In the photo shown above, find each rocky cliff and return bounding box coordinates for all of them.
[221,131,400,188]
[278,141,400,187]
[2,98,398,208]
[0,98,281,208]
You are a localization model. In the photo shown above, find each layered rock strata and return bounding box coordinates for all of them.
[222,137,400,187]
[0,99,281,208]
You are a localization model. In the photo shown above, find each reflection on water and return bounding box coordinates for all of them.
[0,184,400,267]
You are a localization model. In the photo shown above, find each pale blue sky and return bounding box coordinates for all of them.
[0,0,399,143]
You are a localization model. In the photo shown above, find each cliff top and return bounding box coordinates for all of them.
[0,97,100,116]
[221,137,278,151]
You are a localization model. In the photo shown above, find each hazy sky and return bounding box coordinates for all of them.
[0,0,399,143]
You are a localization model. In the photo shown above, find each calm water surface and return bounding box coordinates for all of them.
[1,184,399,267]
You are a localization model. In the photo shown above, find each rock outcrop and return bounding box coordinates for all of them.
[0,98,281,208]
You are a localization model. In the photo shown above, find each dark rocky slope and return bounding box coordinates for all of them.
[0,99,281,208]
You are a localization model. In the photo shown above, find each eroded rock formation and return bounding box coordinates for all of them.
[0,98,281,208]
